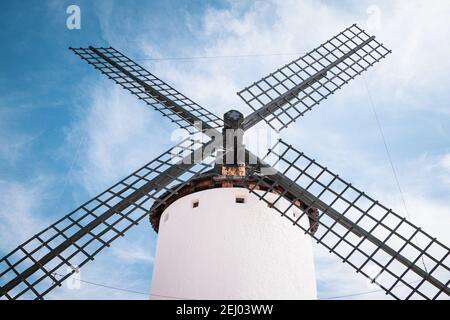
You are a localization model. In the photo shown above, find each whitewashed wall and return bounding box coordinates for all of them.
[150,187,317,300]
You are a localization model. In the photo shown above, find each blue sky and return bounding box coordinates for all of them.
[1,0,450,299]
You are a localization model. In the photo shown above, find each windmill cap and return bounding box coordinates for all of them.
[224,109,244,129]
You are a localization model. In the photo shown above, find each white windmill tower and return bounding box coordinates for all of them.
[149,110,317,300]
[1,24,449,300]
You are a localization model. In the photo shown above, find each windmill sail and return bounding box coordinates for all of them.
[70,47,223,133]
[246,139,449,300]
[0,138,216,300]
[240,24,391,132]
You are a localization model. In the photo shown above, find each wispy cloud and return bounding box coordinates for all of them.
[438,153,450,185]
[0,178,50,252]
[64,83,172,195]
[112,242,154,264]
[0,106,41,165]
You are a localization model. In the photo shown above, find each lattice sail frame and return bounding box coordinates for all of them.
[70,46,223,133]
[246,139,449,300]
[0,138,216,300]
[239,24,391,132]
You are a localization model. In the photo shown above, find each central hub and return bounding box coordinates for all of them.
[221,109,245,176]
[223,109,244,129]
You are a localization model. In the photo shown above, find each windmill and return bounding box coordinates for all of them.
[0,24,449,300]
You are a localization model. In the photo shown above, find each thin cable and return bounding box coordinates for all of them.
[52,272,190,300]
[57,269,422,300]
[320,279,422,300]
[321,288,385,300]
[69,277,148,297]
[35,133,86,263]
[133,52,301,62]
[131,48,359,62]
[54,134,86,208]
[362,76,428,273]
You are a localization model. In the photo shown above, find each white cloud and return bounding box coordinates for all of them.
[0,175,154,300]
[110,226,156,265]
[44,244,152,300]
[314,244,391,300]
[440,154,450,168]
[0,178,50,252]
[0,107,40,165]
[64,83,173,195]
[112,243,154,264]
